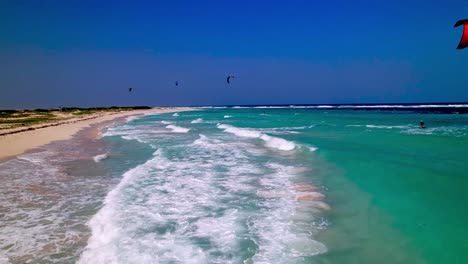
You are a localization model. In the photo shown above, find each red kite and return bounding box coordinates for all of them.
[454,19,468,49]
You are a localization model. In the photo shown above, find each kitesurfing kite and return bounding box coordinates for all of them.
[226,75,235,84]
[454,19,468,49]
[128,87,133,92]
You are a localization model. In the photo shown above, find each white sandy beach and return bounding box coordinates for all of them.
[0,107,191,161]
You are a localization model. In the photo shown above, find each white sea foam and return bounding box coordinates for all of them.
[80,124,327,263]
[254,106,286,109]
[256,126,309,135]
[260,134,295,151]
[93,153,109,162]
[193,134,209,145]
[217,124,296,151]
[0,147,119,263]
[250,163,327,262]
[346,124,365,127]
[218,124,263,138]
[104,126,149,143]
[198,106,228,109]
[224,115,232,118]
[172,113,179,117]
[297,104,468,109]
[208,104,468,109]
[191,118,203,123]
[202,104,468,109]
[125,115,140,122]
[103,123,180,143]
[402,126,468,137]
[161,120,173,125]
[166,125,190,133]
[79,147,243,263]
[366,124,411,129]
[194,139,327,261]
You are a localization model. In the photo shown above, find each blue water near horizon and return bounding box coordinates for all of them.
[1,104,467,263]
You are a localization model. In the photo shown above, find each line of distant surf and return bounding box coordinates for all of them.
[197,102,468,108]
[196,103,468,113]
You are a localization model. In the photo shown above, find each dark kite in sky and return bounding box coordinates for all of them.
[226,75,235,84]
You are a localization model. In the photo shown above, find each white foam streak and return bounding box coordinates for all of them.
[191,118,203,123]
[93,153,109,162]
[366,124,411,129]
[125,115,140,122]
[217,124,295,151]
[198,104,468,109]
[218,124,262,138]
[166,125,190,133]
[260,134,296,151]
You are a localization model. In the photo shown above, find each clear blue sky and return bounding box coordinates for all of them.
[1,0,467,108]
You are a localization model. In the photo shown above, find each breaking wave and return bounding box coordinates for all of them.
[217,124,296,151]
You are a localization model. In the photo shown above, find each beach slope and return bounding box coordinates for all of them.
[0,108,190,161]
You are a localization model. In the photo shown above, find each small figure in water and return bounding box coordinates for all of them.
[420,120,425,128]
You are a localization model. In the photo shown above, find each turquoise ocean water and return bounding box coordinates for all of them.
[1,105,467,263]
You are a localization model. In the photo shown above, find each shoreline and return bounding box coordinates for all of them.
[0,107,194,162]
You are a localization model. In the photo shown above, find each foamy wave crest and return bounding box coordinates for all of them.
[260,134,295,151]
[191,118,203,123]
[291,104,468,109]
[166,125,190,133]
[79,152,208,263]
[93,153,108,162]
[172,113,179,117]
[102,125,150,144]
[257,126,309,135]
[125,115,140,122]
[217,124,295,151]
[193,134,209,145]
[79,148,243,263]
[224,115,232,118]
[366,124,411,129]
[160,120,173,124]
[218,124,262,138]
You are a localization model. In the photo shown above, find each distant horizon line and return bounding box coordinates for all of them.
[192,101,468,108]
[2,102,468,111]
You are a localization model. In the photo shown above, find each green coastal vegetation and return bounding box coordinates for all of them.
[0,106,152,131]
